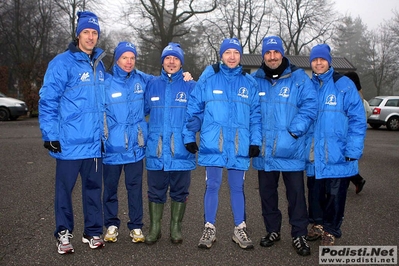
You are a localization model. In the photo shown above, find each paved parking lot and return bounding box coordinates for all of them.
[0,118,398,265]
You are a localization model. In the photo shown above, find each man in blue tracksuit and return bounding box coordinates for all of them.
[39,11,105,254]
[183,38,262,250]
[102,42,152,244]
[251,36,317,256]
[306,44,366,246]
[144,43,196,245]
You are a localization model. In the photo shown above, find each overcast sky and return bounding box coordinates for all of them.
[102,0,398,32]
[334,0,398,30]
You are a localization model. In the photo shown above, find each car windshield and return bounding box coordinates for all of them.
[368,98,383,107]
[0,92,5,97]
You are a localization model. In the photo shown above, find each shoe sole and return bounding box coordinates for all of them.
[132,238,145,243]
[170,238,183,244]
[104,236,118,243]
[144,233,161,245]
[82,237,105,249]
[260,237,280,247]
[56,243,74,254]
[198,238,216,249]
[260,241,275,247]
[306,235,321,241]
[232,236,254,250]
[57,249,74,255]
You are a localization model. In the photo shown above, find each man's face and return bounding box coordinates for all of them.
[116,51,136,73]
[311,58,329,74]
[221,49,240,68]
[162,56,182,74]
[77,29,98,55]
[263,50,283,69]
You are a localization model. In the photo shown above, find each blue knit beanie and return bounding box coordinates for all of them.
[76,11,100,37]
[262,36,285,57]
[161,43,184,65]
[114,42,137,61]
[219,38,243,58]
[310,44,332,65]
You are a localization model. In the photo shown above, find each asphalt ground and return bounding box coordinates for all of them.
[0,117,398,266]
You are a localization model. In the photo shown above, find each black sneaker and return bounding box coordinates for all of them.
[260,232,280,247]
[292,236,311,256]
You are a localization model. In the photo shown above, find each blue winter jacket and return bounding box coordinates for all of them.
[306,68,367,179]
[144,68,196,171]
[182,63,262,171]
[103,64,151,165]
[251,61,318,171]
[39,42,106,160]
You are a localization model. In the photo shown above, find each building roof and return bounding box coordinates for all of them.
[241,54,356,72]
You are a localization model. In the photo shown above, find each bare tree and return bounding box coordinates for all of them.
[201,0,272,55]
[53,0,99,41]
[125,0,217,55]
[389,10,399,38]
[273,0,337,55]
[368,25,399,95]
[0,0,59,112]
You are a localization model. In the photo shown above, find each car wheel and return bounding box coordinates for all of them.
[369,123,381,129]
[386,116,399,131]
[0,107,10,121]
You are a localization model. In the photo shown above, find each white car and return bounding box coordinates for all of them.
[367,96,399,131]
[0,92,28,121]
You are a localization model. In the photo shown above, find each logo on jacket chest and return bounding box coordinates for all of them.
[325,94,337,106]
[237,87,249,98]
[79,70,104,82]
[278,87,290,98]
[134,83,144,94]
[80,72,90,82]
[175,92,187,103]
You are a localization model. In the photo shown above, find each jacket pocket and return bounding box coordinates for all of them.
[105,124,128,153]
[324,137,346,164]
[200,124,223,154]
[273,130,299,159]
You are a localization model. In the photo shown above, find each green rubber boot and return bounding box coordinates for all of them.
[170,201,186,244]
[145,202,164,245]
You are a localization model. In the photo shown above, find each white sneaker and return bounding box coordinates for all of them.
[130,229,145,243]
[56,230,74,254]
[104,225,118,243]
[82,234,105,249]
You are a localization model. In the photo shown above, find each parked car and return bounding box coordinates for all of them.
[0,92,28,121]
[367,96,399,131]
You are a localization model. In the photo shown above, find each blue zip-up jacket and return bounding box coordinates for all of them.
[144,68,196,171]
[182,63,262,171]
[251,61,318,171]
[39,42,106,160]
[306,67,367,179]
[103,64,151,165]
